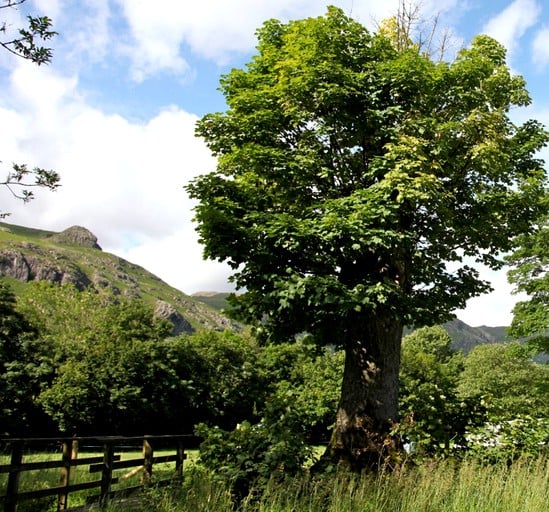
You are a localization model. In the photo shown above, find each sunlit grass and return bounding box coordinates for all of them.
[104,455,548,512]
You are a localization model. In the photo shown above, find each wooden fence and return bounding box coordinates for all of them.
[0,434,196,512]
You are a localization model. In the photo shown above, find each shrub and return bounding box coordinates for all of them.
[196,389,313,499]
[466,415,549,463]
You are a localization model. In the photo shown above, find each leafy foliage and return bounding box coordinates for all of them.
[506,213,549,355]
[1,163,61,218]
[458,343,549,421]
[398,326,485,456]
[173,329,266,431]
[2,273,548,469]
[187,6,547,465]
[260,342,343,442]
[5,281,270,434]
[0,280,51,433]
[16,282,180,433]
[0,1,56,64]
[196,391,313,499]
[190,341,344,496]
[466,416,549,463]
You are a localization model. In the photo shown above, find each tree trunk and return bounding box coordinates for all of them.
[323,314,403,471]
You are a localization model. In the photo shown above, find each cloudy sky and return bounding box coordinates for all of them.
[0,0,547,327]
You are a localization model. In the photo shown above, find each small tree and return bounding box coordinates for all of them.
[0,280,51,434]
[458,342,549,461]
[187,7,548,469]
[458,343,549,421]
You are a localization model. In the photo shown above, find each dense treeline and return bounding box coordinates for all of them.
[0,280,342,438]
[1,279,547,470]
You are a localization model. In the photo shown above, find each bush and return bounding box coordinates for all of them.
[465,415,549,464]
[196,389,313,499]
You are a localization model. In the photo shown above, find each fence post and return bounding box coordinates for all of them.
[142,437,153,485]
[99,441,115,507]
[4,440,23,512]
[175,440,186,481]
[57,438,78,511]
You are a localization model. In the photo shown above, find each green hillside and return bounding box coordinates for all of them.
[0,221,236,334]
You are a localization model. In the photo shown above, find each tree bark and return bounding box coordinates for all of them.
[323,313,403,471]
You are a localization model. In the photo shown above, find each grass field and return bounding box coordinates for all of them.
[2,451,547,512]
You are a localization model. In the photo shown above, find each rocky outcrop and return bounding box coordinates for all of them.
[154,300,194,335]
[0,250,30,281]
[173,296,236,331]
[0,249,91,290]
[50,226,102,250]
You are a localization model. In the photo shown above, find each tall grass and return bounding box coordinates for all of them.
[3,454,546,511]
[111,456,548,512]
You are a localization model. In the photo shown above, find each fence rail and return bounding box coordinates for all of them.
[0,434,196,512]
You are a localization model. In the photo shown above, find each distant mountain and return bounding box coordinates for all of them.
[442,319,509,353]
[0,222,237,335]
[193,292,511,354]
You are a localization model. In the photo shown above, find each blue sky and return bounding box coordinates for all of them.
[0,0,547,326]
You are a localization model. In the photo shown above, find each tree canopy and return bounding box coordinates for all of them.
[188,7,546,338]
[187,6,548,468]
[458,342,549,420]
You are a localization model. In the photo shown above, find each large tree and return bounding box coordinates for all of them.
[186,7,548,469]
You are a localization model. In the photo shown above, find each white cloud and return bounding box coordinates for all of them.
[482,0,541,58]
[33,0,63,20]
[0,58,230,295]
[532,25,549,69]
[46,0,113,69]
[65,0,112,64]
[116,231,234,295]
[116,0,405,80]
[454,268,525,327]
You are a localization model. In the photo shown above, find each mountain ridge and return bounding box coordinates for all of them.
[192,292,511,352]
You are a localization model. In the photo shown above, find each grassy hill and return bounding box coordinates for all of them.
[0,221,236,334]
[192,291,232,311]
